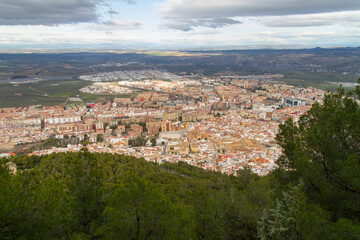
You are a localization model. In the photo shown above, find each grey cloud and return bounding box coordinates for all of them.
[123,0,137,4]
[108,10,118,14]
[103,2,118,15]
[87,19,143,30]
[132,20,143,27]
[262,11,360,27]
[0,0,133,25]
[103,19,128,27]
[163,18,241,31]
[159,0,360,19]
[263,19,332,28]
[102,19,143,28]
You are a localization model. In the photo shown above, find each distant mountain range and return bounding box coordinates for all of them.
[0,46,360,79]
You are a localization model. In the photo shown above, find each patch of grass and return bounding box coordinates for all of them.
[79,93,139,103]
[306,84,339,91]
[283,72,357,83]
[0,78,141,107]
[281,72,359,91]
[0,79,90,107]
[0,61,15,67]
[52,92,76,98]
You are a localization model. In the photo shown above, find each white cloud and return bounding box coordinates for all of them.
[158,0,360,31]
[1,22,359,49]
[159,0,360,19]
[261,11,360,27]
[0,0,359,49]
[86,19,143,30]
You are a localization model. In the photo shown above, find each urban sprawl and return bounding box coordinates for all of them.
[0,71,326,176]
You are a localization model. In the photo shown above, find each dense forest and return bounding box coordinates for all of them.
[1,84,360,239]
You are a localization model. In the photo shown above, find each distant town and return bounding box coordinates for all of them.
[0,72,326,175]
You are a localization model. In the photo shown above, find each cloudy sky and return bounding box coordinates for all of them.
[1,0,360,50]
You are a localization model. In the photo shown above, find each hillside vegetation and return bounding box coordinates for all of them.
[1,83,360,239]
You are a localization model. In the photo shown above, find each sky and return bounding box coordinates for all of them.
[0,0,360,51]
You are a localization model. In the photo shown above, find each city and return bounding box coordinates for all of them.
[1,0,360,238]
[0,72,325,175]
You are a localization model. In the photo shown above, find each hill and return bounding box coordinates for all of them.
[1,84,360,239]
[1,150,274,239]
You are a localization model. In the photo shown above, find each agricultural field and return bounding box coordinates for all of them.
[280,72,359,90]
[0,79,138,107]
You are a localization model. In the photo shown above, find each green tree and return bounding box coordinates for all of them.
[97,134,104,142]
[129,137,147,147]
[258,180,360,240]
[0,159,76,239]
[62,151,104,235]
[138,122,148,133]
[258,182,306,240]
[97,174,194,239]
[275,82,360,237]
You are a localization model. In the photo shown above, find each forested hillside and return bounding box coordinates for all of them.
[1,83,360,239]
[1,150,276,239]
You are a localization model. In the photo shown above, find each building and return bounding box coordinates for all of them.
[163,110,179,121]
[113,98,132,106]
[152,93,169,102]
[159,129,187,140]
[182,113,213,122]
[146,121,172,135]
[283,97,307,107]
